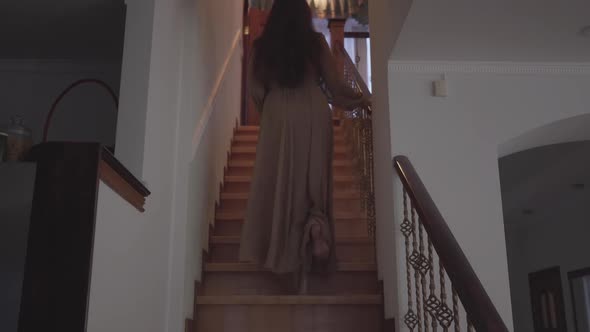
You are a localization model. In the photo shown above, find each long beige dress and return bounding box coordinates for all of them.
[239,34,365,274]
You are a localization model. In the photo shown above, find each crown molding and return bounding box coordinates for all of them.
[0,60,120,74]
[388,60,590,75]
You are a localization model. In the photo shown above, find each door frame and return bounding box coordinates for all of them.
[568,266,590,332]
[529,266,568,332]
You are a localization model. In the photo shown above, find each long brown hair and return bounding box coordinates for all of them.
[253,0,323,89]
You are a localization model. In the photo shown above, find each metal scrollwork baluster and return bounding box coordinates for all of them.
[401,190,418,330]
[426,238,439,331]
[437,263,454,331]
[453,287,460,332]
[419,223,430,332]
[411,205,423,332]
[365,115,376,240]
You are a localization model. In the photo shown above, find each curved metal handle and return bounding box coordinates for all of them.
[43,79,119,143]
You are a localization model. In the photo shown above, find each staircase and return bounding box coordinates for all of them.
[188,121,387,331]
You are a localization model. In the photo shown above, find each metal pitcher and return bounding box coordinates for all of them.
[3,116,33,161]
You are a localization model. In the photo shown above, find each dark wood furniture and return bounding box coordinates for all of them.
[18,142,149,332]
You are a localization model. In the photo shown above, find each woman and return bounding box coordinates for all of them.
[239,0,369,293]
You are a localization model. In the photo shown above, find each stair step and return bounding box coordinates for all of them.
[224,175,355,184]
[214,215,369,238]
[231,146,349,155]
[221,191,361,213]
[208,235,374,263]
[220,191,360,200]
[219,190,362,213]
[194,300,383,332]
[237,126,344,134]
[226,159,356,176]
[222,175,357,193]
[228,159,354,168]
[196,294,382,305]
[211,235,371,245]
[198,270,380,296]
[204,262,377,272]
[233,135,346,144]
[215,210,366,222]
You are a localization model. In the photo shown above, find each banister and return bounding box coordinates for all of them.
[336,44,372,99]
[393,155,508,332]
[336,41,376,240]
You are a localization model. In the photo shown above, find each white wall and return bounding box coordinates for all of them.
[88,182,149,332]
[114,0,155,177]
[391,0,590,63]
[88,0,244,331]
[168,0,243,325]
[368,0,412,323]
[388,61,590,329]
[0,60,120,146]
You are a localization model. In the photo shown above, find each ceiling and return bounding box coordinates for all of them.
[0,0,126,60]
[392,0,590,62]
[499,141,590,228]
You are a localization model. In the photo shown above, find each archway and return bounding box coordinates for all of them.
[498,116,590,331]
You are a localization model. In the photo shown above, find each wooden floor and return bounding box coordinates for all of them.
[188,122,384,332]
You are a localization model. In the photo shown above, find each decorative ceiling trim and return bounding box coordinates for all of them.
[0,60,119,74]
[388,60,590,75]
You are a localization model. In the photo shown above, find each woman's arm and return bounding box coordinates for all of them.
[247,51,266,113]
[318,36,367,110]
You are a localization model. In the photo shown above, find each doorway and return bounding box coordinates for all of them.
[529,267,568,331]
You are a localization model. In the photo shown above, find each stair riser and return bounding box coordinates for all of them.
[223,181,358,193]
[233,138,347,148]
[236,128,345,135]
[230,151,350,161]
[213,220,369,238]
[220,198,362,213]
[195,304,382,332]
[226,167,355,177]
[198,271,380,295]
[208,243,375,263]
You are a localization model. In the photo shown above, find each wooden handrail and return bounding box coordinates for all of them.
[336,44,371,98]
[393,155,508,332]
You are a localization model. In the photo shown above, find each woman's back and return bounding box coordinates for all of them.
[239,0,367,293]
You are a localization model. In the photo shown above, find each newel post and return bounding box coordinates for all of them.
[328,18,346,118]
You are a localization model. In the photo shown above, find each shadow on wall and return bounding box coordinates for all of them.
[499,115,590,332]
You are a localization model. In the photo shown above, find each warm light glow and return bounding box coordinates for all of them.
[308,0,331,18]
[307,0,364,20]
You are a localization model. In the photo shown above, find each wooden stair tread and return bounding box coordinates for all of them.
[210,235,373,245]
[224,175,355,183]
[230,159,353,166]
[237,126,343,132]
[204,262,377,272]
[221,191,361,200]
[196,294,382,305]
[234,135,345,141]
[232,146,348,153]
[216,210,366,221]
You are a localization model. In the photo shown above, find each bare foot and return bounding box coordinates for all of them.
[311,224,330,260]
[298,270,308,295]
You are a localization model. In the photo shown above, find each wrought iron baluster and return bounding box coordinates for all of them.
[419,222,430,332]
[426,239,439,331]
[401,190,418,330]
[411,205,423,332]
[453,287,460,332]
[437,262,454,331]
